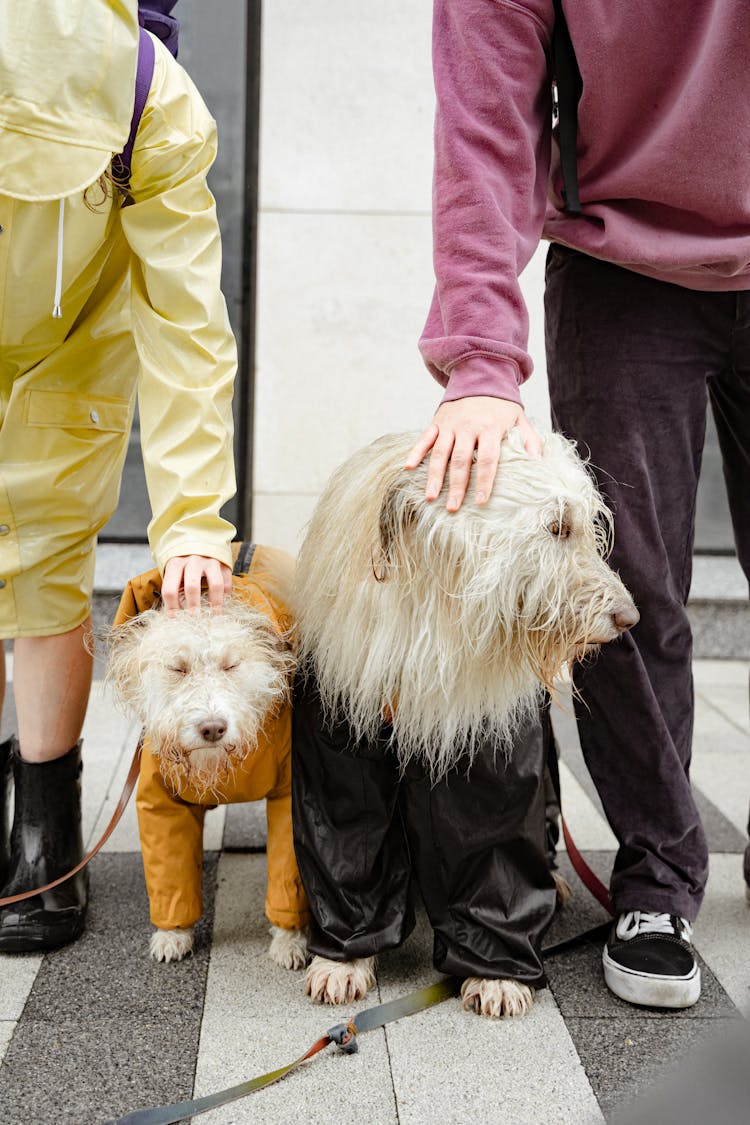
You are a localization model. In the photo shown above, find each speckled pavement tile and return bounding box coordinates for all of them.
[192,852,397,1124]
[379,910,604,1125]
[0,852,218,1125]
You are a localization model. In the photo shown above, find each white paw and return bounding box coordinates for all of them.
[149,927,195,963]
[461,977,534,1019]
[268,925,309,970]
[553,870,573,909]
[305,954,376,1005]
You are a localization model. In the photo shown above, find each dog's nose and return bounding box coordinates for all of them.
[612,600,640,632]
[199,720,227,743]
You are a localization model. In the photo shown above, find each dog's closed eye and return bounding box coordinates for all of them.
[168,662,189,675]
[221,662,239,672]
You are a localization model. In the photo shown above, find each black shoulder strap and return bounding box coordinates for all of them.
[551,0,582,214]
[232,542,257,577]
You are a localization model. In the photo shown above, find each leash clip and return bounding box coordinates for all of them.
[327,1019,358,1054]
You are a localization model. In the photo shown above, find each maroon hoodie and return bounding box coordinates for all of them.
[420,0,750,405]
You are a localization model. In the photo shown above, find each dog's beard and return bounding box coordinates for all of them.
[154,734,255,802]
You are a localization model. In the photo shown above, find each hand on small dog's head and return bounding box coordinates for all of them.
[107,596,293,794]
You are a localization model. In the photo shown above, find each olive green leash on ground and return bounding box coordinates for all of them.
[102,979,464,1125]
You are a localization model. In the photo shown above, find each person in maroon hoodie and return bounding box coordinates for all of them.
[409,0,750,1009]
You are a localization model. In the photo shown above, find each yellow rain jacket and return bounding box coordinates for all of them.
[0,1,236,638]
[113,542,310,933]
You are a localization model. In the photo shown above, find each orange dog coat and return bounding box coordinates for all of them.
[112,543,310,933]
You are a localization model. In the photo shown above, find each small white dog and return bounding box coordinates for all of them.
[293,430,638,1018]
[108,547,310,969]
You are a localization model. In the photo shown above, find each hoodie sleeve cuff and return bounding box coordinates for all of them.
[440,355,523,406]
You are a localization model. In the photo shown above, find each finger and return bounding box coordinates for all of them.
[182,557,205,615]
[473,430,503,505]
[405,423,439,469]
[161,560,185,616]
[223,564,233,597]
[205,562,226,614]
[424,431,456,501]
[518,416,543,458]
[446,435,477,512]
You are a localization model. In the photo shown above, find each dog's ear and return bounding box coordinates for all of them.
[373,476,419,582]
[105,611,151,707]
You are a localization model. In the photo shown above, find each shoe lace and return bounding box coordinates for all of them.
[616,911,693,943]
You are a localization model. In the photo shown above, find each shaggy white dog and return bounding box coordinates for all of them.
[108,597,308,968]
[294,429,638,1017]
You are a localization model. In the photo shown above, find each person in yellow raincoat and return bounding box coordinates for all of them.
[0,0,238,951]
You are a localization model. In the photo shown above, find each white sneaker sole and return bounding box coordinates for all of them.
[602,947,701,1009]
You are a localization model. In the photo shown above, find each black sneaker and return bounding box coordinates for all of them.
[602,911,700,1008]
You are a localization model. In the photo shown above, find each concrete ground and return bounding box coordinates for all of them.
[0,647,747,1124]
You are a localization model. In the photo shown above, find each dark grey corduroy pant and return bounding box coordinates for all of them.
[545,244,750,919]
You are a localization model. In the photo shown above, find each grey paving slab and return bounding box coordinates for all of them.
[692,698,748,754]
[554,684,747,855]
[693,786,747,853]
[378,911,604,1125]
[0,950,42,1029]
[544,851,614,949]
[0,851,219,1125]
[222,799,268,852]
[0,1021,13,1066]
[691,752,750,840]
[689,603,750,660]
[689,557,747,602]
[692,853,750,1013]
[566,1015,741,1122]
[544,851,743,1121]
[613,1018,750,1125]
[557,761,617,850]
[693,659,750,688]
[193,852,397,1124]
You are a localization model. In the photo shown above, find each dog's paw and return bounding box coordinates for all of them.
[553,870,573,910]
[305,955,376,1004]
[149,927,194,963]
[268,925,309,971]
[461,977,534,1019]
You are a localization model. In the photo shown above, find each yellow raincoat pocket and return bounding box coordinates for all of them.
[24,389,131,432]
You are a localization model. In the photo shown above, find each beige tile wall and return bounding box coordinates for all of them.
[253,0,550,555]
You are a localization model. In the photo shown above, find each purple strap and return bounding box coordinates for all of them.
[114,26,156,197]
[139,1,180,57]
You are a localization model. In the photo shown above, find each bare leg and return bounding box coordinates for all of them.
[13,618,93,762]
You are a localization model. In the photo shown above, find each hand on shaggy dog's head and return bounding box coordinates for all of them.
[294,429,638,779]
[406,396,543,511]
[107,597,293,796]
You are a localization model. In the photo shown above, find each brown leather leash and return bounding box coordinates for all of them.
[561,814,614,915]
[0,737,143,907]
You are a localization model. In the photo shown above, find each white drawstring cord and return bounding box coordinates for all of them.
[52,197,64,318]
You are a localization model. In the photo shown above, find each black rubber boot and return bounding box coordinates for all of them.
[0,738,13,886]
[0,740,88,952]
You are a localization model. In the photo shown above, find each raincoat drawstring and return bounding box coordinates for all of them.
[52,197,64,318]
